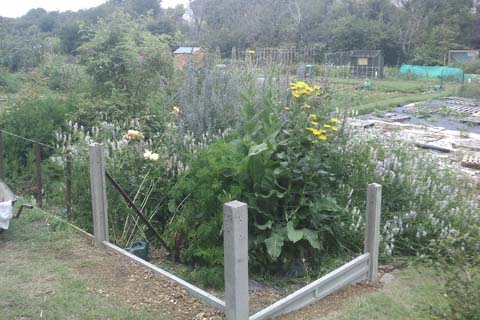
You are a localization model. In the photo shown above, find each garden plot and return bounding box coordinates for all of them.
[349,116,480,177]
[363,96,480,134]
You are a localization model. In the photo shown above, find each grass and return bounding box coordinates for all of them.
[324,76,461,115]
[0,205,164,320]
[352,89,458,115]
[320,266,449,320]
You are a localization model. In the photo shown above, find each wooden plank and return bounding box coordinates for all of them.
[249,254,370,320]
[102,241,226,311]
[224,201,249,320]
[460,117,480,125]
[461,153,480,169]
[414,142,453,153]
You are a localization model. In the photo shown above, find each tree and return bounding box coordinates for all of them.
[78,10,173,98]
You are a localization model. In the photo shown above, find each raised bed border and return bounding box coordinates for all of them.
[89,143,382,320]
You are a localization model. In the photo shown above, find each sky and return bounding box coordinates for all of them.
[0,0,189,18]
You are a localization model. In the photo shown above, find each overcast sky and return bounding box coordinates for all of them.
[0,0,189,18]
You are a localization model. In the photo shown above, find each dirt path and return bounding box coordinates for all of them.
[3,206,413,320]
[0,208,221,320]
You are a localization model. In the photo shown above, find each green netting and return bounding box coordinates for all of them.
[400,64,464,80]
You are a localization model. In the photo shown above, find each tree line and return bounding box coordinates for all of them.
[0,0,479,71]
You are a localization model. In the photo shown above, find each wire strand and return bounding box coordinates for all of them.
[0,129,57,150]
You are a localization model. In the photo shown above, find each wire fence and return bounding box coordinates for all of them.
[0,128,91,232]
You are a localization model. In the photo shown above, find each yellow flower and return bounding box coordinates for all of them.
[304,104,312,109]
[330,117,339,124]
[310,121,319,126]
[284,107,290,111]
[292,91,301,98]
[306,127,318,134]
[124,130,144,141]
[324,124,332,129]
[309,114,317,120]
[318,134,327,141]
[314,85,321,90]
[331,126,338,131]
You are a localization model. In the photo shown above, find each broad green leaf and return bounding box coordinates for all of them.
[255,220,273,231]
[303,229,321,250]
[287,221,304,243]
[248,143,268,156]
[265,233,285,260]
[248,156,265,183]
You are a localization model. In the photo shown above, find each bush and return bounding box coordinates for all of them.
[164,79,480,287]
[0,91,72,193]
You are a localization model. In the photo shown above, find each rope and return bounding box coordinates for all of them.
[0,129,57,150]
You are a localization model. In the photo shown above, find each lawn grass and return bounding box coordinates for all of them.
[320,266,449,320]
[0,206,164,320]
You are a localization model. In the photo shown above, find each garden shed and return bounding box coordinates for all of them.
[350,50,384,80]
[173,47,207,69]
[448,50,479,64]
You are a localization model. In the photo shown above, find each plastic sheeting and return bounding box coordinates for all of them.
[400,65,465,81]
[0,201,13,230]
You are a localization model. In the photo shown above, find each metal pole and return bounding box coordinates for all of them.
[35,143,43,208]
[105,171,170,251]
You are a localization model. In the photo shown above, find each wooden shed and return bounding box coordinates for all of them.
[349,50,384,80]
[173,47,207,69]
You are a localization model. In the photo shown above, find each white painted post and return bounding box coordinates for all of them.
[364,183,382,282]
[89,143,109,245]
[224,200,249,320]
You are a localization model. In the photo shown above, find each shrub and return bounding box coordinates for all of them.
[164,79,480,287]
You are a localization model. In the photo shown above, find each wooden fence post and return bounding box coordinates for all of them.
[35,143,43,208]
[65,151,72,217]
[0,130,3,180]
[364,183,382,282]
[224,200,249,320]
[89,143,109,245]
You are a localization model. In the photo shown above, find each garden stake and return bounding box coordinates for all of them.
[105,171,170,251]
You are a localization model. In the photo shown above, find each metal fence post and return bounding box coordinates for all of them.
[364,183,382,282]
[89,143,109,245]
[224,200,249,320]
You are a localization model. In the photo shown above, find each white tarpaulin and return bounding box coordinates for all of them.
[0,200,13,230]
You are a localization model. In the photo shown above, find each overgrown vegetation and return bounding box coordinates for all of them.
[0,4,479,318]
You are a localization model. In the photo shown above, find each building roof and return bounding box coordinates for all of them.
[350,50,382,58]
[174,47,203,54]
